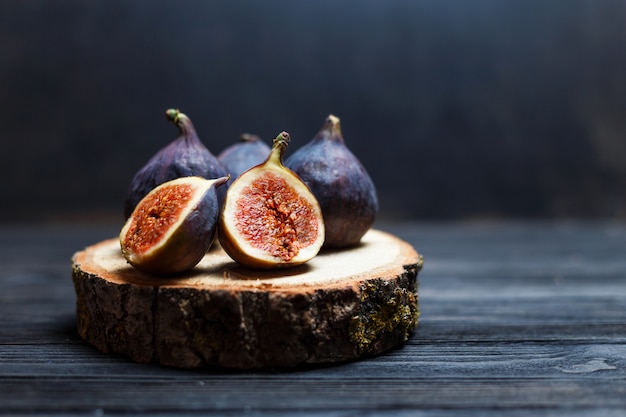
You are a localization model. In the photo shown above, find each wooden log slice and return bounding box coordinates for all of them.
[72,229,423,369]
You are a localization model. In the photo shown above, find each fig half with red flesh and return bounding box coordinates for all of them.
[120,175,229,275]
[219,131,325,269]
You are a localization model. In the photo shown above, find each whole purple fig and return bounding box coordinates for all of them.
[285,115,378,248]
[123,109,228,218]
[217,133,271,183]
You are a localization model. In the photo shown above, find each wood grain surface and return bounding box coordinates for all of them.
[1,222,625,416]
[71,230,421,369]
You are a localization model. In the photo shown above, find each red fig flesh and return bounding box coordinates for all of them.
[120,175,228,275]
[219,132,325,269]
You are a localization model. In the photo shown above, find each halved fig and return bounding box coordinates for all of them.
[120,175,229,275]
[218,131,325,269]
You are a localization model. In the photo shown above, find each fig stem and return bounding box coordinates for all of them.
[269,131,290,165]
[165,108,196,139]
[214,174,231,188]
[325,114,343,140]
[239,133,259,143]
[165,108,182,123]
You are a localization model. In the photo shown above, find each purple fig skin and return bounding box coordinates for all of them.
[123,109,228,219]
[121,176,229,275]
[285,115,378,248]
[217,133,271,184]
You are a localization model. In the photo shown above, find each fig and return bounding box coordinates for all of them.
[123,108,228,218]
[218,131,325,269]
[217,133,271,182]
[120,175,229,275]
[285,114,378,248]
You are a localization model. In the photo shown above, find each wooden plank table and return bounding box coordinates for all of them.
[1,221,625,416]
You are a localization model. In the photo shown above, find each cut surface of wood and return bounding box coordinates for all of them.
[71,229,422,369]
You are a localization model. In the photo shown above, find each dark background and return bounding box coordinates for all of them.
[2,0,626,224]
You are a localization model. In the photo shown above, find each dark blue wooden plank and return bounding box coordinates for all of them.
[1,222,625,416]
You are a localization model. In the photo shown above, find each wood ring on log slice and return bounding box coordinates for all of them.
[71,229,423,369]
